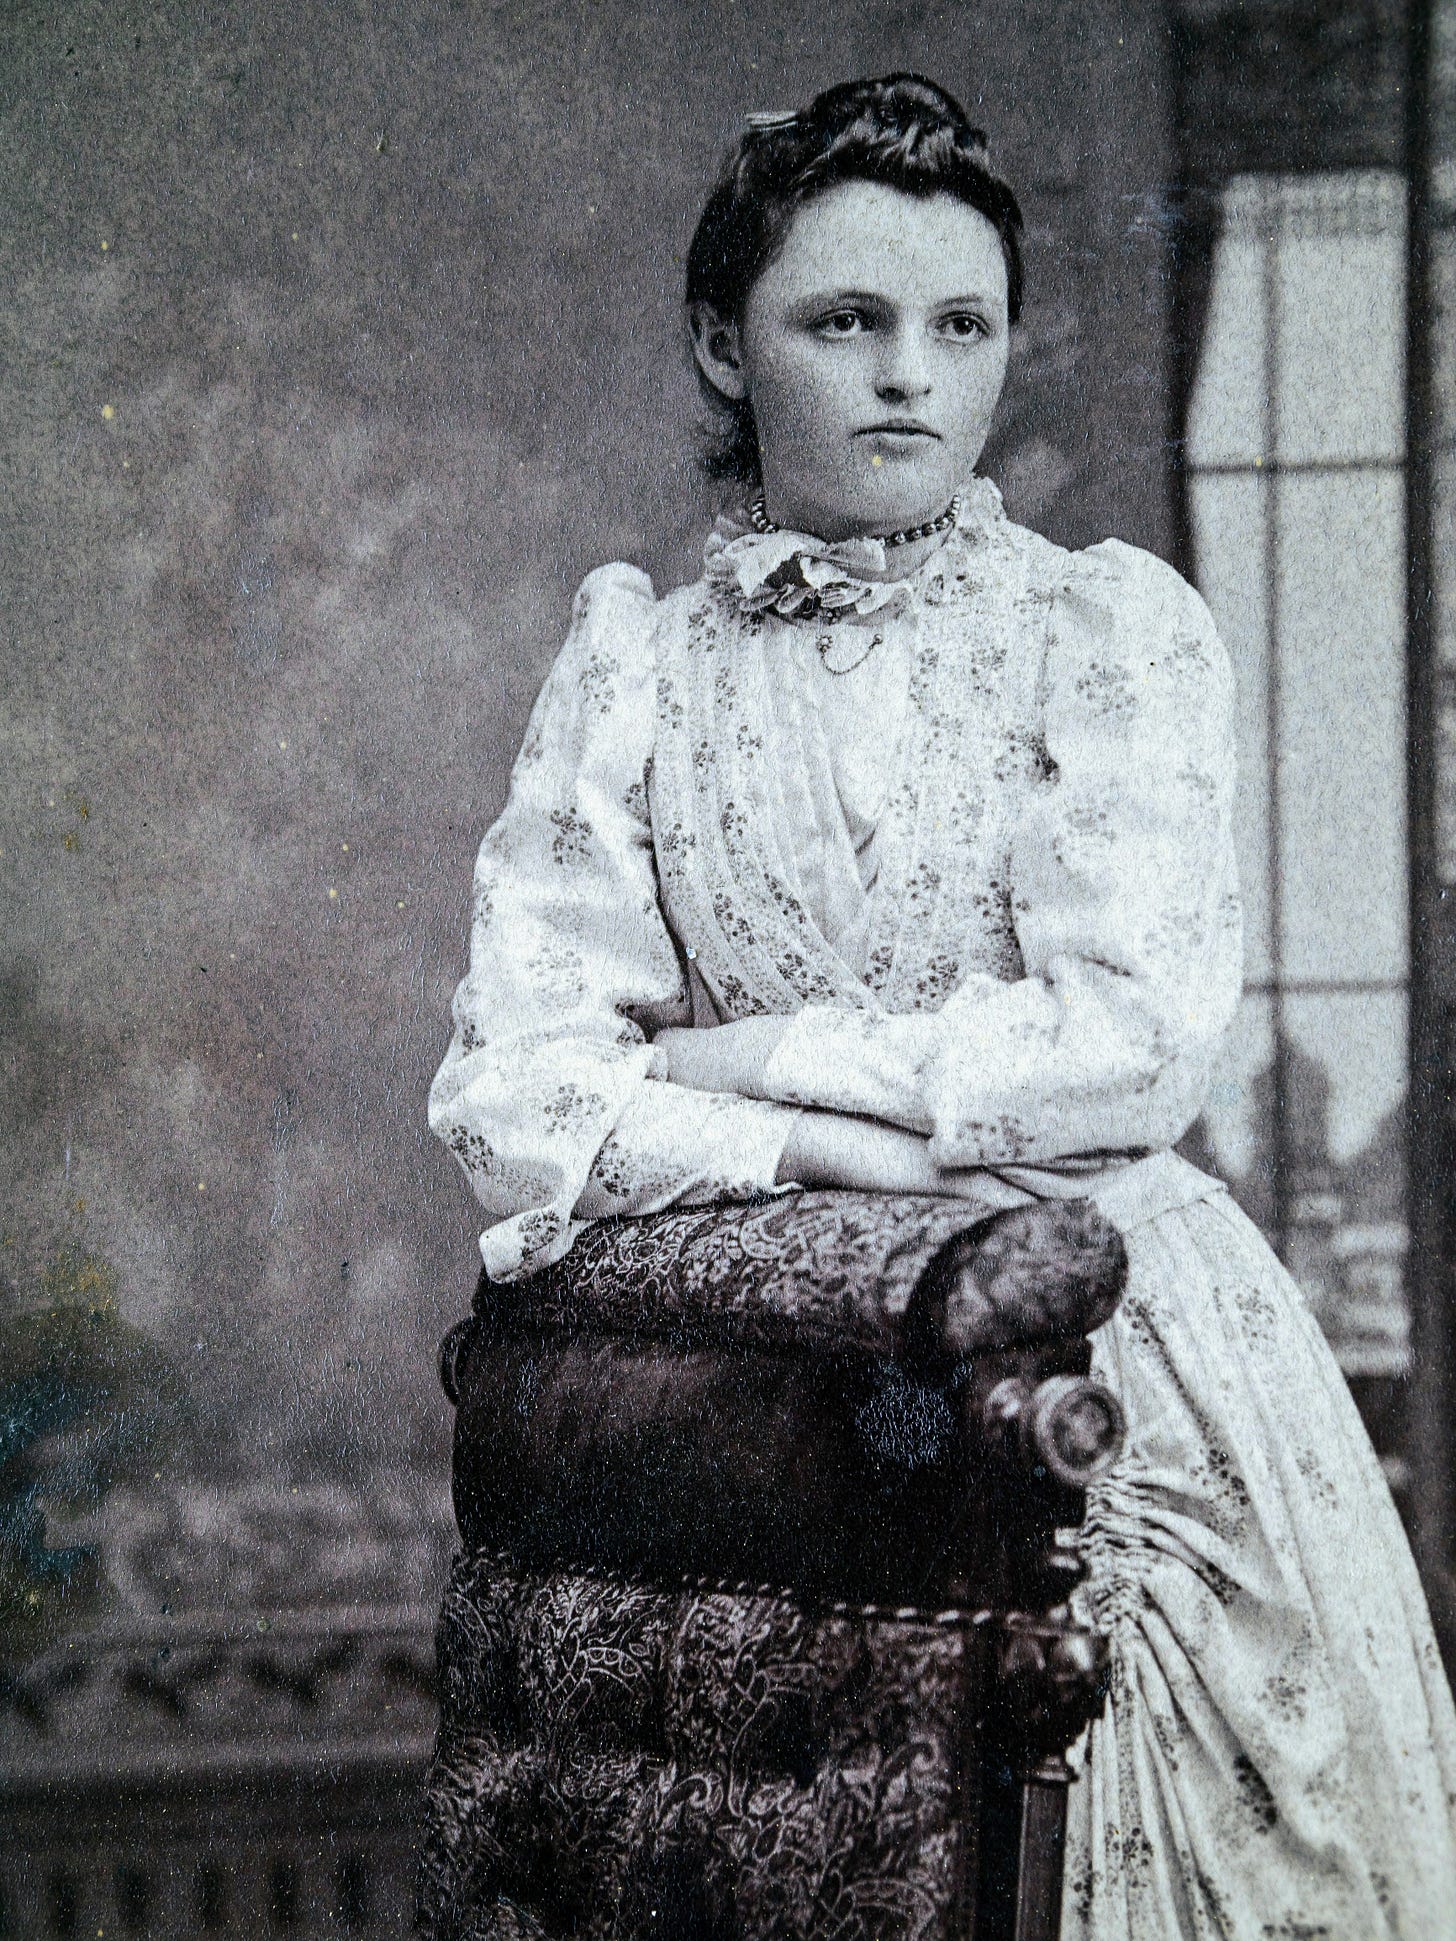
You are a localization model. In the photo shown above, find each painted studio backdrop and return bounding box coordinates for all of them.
[3,1,1454,1936]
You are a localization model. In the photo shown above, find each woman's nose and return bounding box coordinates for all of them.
[874,330,933,401]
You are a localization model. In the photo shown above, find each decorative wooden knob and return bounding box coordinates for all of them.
[983,1373,1126,1487]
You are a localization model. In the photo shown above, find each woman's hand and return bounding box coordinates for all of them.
[655,1024,1000,1200]
[655,1023,1007,1202]
[653,1018,792,1098]
[774,1109,938,1193]
[774,1108,1001,1200]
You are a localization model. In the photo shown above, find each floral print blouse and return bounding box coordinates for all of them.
[429,479,1244,1283]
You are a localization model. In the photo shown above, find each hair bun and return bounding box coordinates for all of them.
[854,72,986,137]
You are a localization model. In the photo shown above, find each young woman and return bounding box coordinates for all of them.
[429,74,1456,1938]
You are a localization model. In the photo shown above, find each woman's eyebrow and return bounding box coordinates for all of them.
[790,287,997,308]
[790,287,893,307]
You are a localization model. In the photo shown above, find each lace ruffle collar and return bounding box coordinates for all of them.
[704,474,1005,625]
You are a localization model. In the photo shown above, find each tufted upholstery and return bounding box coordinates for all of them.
[421,1554,978,1940]
[418,1192,1127,1941]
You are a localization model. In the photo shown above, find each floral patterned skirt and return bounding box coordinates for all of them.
[1062,1189,1456,1939]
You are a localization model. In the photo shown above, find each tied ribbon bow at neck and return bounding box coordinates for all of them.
[703,521,913,626]
[703,477,1003,626]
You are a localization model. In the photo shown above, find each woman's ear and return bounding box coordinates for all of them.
[689,302,748,403]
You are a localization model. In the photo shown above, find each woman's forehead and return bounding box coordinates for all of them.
[755,181,1008,306]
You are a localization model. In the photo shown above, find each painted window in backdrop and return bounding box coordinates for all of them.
[1183,172,1410,1449]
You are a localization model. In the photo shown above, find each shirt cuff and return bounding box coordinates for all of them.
[573,1082,806,1220]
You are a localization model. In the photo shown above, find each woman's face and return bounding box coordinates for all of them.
[695,180,1011,540]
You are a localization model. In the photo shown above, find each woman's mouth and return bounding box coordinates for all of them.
[857,424,941,464]
[858,421,940,440]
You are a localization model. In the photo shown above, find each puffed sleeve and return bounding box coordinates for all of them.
[428,563,804,1283]
[752,540,1244,1166]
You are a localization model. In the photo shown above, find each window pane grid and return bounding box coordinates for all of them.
[1193,457,1406,476]
[1186,170,1411,1382]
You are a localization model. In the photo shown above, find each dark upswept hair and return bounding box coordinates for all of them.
[686,73,1025,483]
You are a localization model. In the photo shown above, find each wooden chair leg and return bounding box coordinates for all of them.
[1011,1759,1073,1941]
[972,1751,1074,1941]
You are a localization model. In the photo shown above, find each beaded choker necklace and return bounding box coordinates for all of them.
[747,493,961,548]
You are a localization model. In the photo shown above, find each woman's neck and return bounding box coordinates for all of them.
[754,491,960,581]
[857,525,956,580]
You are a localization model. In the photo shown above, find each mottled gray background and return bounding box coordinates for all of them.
[1,0,1169,1549]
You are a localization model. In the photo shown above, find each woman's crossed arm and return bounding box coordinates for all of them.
[651,1016,962,1195]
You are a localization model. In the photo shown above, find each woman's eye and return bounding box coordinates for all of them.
[940,313,988,340]
[816,309,867,337]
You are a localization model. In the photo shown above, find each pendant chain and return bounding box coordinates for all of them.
[745,495,954,672]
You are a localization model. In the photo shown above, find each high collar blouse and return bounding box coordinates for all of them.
[429,482,1243,1283]
[696,484,1016,977]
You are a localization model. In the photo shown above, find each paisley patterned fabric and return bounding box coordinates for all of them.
[504,1190,1127,1361]
[418,1552,973,1941]
[428,482,1456,1935]
[444,1190,1130,1606]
